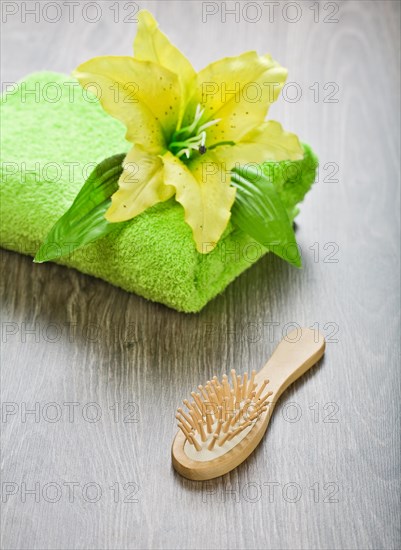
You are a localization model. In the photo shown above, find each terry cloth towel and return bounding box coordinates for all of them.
[0,72,318,313]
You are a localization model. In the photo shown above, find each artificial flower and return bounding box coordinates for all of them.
[73,10,303,252]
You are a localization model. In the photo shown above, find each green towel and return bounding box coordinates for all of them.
[0,72,317,312]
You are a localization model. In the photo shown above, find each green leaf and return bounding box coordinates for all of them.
[34,153,126,263]
[231,165,301,267]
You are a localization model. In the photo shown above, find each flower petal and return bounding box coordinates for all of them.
[105,146,175,222]
[215,120,304,171]
[188,51,287,144]
[161,151,236,252]
[134,9,196,127]
[73,56,181,152]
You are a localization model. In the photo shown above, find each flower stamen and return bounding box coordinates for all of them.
[169,104,220,160]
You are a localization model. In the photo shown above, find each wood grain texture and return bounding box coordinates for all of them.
[1,1,400,549]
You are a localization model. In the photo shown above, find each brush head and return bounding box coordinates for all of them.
[176,369,272,460]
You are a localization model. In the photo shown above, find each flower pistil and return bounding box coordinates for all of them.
[168,104,221,159]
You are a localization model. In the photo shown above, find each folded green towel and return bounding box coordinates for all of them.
[0,72,317,312]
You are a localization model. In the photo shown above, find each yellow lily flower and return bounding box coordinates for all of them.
[73,9,303,253]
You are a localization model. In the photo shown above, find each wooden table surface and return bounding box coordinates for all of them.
[1,1,400,549]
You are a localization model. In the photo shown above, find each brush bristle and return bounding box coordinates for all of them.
[176,370,272,451]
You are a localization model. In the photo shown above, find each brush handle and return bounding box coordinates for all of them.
[256,328,325,399]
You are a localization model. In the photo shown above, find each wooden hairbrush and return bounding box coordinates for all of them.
[172,327,325,480]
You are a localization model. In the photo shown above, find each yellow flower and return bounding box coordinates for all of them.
[73,9,303,253]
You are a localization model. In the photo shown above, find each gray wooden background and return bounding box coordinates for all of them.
[1,1,400,549]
